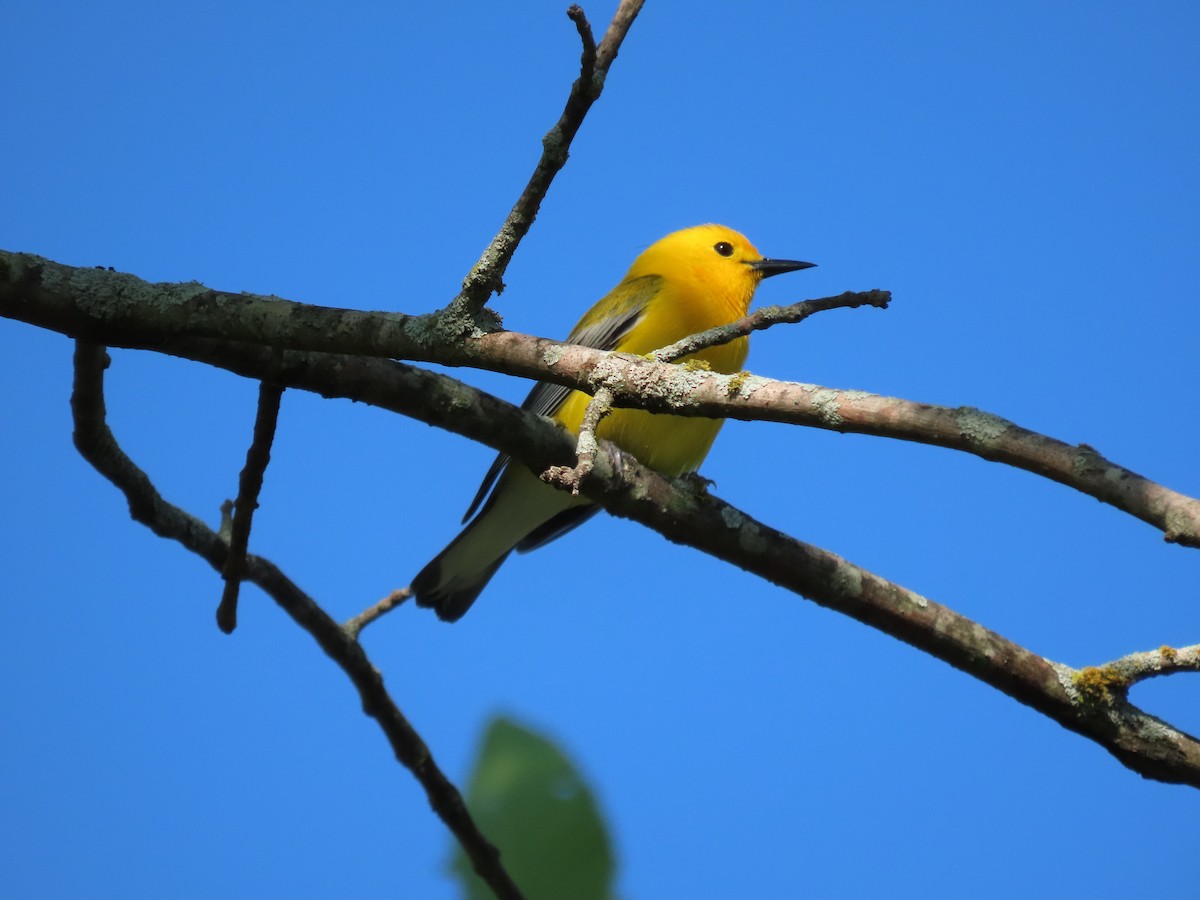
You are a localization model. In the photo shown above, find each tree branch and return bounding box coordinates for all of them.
[6,255,1196,548]
[344,587,413,640]
[595,0,644,72]
[568,5,598,82]
[69,341,527,900]
[541,385,613,493]
[217,379,285,634]
[547,291,893,488]
[1087,643,1200,693]
[651,289,891,362]
[454,0,646,315]
[65,335,1200,788]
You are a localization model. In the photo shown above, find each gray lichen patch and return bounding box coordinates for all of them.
[720,506,745,530]
[594,354,706,411]
[409,298,502,348]
[1050,661,1081,701]
[736,520,768,555]
[52,257,212,322]
[656,365,710,409]
[719,505,770,554]
[1071,444,1106,479]
[830,563,863,599]
[955,406,1012,446]
[810,388,844,427]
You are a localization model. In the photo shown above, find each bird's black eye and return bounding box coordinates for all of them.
[714,241,734,257]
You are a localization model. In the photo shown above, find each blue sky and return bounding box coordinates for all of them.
[3,2,1198,897]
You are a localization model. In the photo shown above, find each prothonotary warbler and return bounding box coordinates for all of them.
[412,223,814,621]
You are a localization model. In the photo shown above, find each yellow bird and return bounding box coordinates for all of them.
[412,224,814,620]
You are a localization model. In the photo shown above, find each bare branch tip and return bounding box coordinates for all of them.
[216,585,239,634]
[567,5,598,88]
[541,384,613,493]
[541,461,592,495]
[344,586,414,639]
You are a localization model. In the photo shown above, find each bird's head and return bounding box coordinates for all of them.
[626,224,815,315]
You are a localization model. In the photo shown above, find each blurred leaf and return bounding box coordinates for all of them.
[452,715,615,900]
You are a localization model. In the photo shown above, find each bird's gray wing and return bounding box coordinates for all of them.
[460,275,661,523]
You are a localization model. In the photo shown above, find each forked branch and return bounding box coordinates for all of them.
[69,342,526,900]
[67,335,1200,788]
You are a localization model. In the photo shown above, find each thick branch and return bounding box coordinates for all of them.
[69,342,526,900]
[583,454,1200,788]
[6,255,1196,548]
[71,335,1200,788]
[0,252,884,387]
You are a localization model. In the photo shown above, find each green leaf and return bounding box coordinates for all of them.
[452,715,615,900]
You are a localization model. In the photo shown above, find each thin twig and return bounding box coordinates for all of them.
[455,1,646,314]
[218,379,285,633]
[652,290,891,363]
[69,341,527,900]
[567,5,597,82]
[541,385,613,492]
[1092,643,1200,689]
[344,587,413,640]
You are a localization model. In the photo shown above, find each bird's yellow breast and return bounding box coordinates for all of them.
[553,278,749,476]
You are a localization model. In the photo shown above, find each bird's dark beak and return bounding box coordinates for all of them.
[749,257,817,278]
